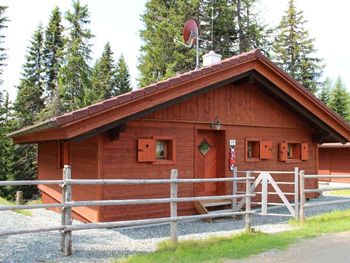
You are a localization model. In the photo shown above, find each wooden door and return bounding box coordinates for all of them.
[195,130,222,196]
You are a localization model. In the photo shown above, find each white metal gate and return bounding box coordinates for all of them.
[235,168,299,219]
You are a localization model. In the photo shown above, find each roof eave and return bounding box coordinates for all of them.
[8,119,58,139]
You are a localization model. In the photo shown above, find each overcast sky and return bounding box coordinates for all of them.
[0,0,349,101]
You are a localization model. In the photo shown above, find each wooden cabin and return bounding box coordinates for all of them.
[9,49,350,223]
[319,143,350,183]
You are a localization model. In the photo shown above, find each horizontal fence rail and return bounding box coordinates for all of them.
[303,175,350,179]
[0,180,64,186]
[0,211,255,237]
[0,166,302,257]
[0,194,255,212]
[237,171,295,174]
[300,171,350,222]
[0,166,259,256]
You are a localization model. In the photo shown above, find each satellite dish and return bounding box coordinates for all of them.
[183,19,199,48]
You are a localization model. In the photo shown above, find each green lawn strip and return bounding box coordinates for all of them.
[0,197,33,216]
[116,209,350,263]
[328,189,350,196]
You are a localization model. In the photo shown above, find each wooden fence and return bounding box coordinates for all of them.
[0,166,255,256]
[299,171,350,222]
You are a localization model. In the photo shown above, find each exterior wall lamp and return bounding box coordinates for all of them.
[210,117,222,130]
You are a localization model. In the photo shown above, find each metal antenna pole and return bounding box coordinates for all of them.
[211,5,214,50]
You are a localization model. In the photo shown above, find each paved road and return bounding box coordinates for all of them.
[229,231,350,263]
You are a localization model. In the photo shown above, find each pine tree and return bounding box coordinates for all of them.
[0,90,14,198]
[138,0,200,87]
[329,77,349,120]
[11,25,45,199]
[138,0,269,87]
[200,0,269,56]
[0,6,8,84]
[89,42,116,103]
[115,54,131,95]
[318,77,332,106]
[43,6,65,101]
[273,0,323,93]
[14,24,45,126]
[59,0,93,111]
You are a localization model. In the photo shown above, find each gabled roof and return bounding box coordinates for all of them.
[9,49,350,144]
[319,143,350,148]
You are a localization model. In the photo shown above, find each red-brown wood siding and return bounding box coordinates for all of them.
[319,148,350,183]
[98,82,317,222]
[38,138,100,222]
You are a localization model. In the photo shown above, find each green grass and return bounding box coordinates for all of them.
[116,209,350,263]
[328,189,350,196]
[0,197,33,216]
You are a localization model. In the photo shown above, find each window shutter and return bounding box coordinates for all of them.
[260,141,272,160]
[301,143,308,161]
[279,142,288,161]
[138,139,156,162]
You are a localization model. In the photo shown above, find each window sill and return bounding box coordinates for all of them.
[153,160,175,165]
[246,158,261,163]
[285,159,302,164]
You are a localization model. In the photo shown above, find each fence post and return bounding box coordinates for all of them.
[16,191,23,205]
[294,167,299,220]
[261,172,268,215]
[299,170,305,223]
[60,168,66,252]
[170,169,178,243]
[63,165,72,256]
[232,167,238,214]
[245,171,252,232]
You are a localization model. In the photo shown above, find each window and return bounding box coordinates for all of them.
[245,139,272,162]
[156,140,168,159]
[198,139,211,155]
[137,137,175,164]
[247,141,260,159]
[279,142,308,162]
[287,143,300,160]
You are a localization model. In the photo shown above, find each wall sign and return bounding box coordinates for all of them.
[229,139,236,170]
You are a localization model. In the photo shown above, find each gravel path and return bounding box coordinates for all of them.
[1,194,350,263]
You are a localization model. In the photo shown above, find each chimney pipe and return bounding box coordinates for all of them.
[202,51,222,67]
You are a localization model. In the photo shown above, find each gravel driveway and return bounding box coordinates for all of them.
[1,194,350,263]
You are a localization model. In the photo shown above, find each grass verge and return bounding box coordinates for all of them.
[116,209,350,263]
[328,189,350,196]
[0,197,33,216]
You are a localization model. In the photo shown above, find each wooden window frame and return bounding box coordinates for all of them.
[281,141,307,163]
[152,136,176,165]
[245,139,261,163]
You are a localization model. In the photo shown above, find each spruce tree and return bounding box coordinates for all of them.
[0,90,14,198]
[138,0,200,87]
[11,25,45,199]
[43,6,64,101]
[59,0,93,111]
[200,0,268,56]
[329,77,350,120]
[138,0,269,87]
[0,6,8,84]
[115,54,131,95]
[318,77,332,106]
[14,24,45,126]
[273,0,323,93]
[89,42,116,103]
